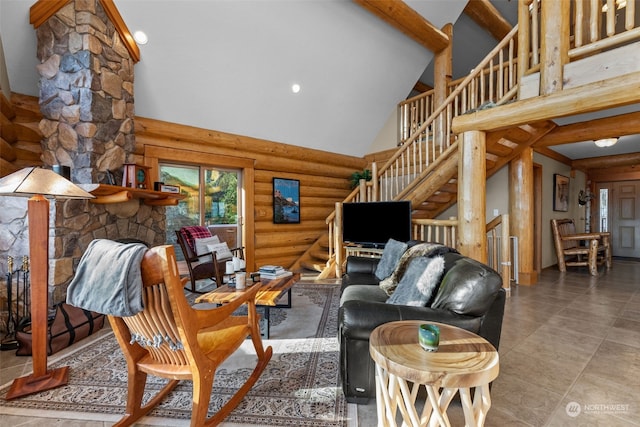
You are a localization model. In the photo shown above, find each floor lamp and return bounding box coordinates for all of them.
[0,167,94,400]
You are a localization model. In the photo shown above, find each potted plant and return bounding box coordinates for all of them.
[349,169,372,189]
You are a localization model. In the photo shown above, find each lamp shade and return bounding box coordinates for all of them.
[0,167,94,199]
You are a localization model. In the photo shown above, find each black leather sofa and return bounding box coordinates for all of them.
[338,250,506,403]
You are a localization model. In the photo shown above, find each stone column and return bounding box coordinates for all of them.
[35,0,134,183]
[27,0,165,305]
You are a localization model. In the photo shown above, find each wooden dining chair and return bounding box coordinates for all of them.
[551,218,611,276]
[107,245,271,427]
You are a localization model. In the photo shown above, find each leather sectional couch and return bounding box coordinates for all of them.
[338,245,506,403]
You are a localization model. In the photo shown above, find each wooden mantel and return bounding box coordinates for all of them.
[79,183,184,206]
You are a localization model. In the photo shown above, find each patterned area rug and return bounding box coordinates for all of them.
[0,282,349,426]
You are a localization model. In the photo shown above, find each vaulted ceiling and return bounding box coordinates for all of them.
[1,0,638,161]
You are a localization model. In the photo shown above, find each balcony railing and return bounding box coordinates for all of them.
[519,0,639,78]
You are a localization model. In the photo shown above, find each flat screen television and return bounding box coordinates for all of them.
[342,201,412,248]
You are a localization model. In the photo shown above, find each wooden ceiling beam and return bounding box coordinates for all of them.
[30,0,139,62]
[534,146,573,166]
[588,166,640,182]
[29,0,69,28]
[453,71,640,133]
[534,111,640,147]
[354,0,449,53]
[463,0,513,42]
[412,81,433,94]
[573,152,640,170]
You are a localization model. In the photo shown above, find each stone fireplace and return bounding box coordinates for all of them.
[0,0,165,330]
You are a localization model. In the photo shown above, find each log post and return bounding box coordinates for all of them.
[540,0,570,95]
[457,131,487,262]
[509,147,537,285]
[434,23,453,148]
[517,0,531,94]
[334,202,343,277]
[371,161,379,202]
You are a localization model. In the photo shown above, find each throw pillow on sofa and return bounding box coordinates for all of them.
[386,255,445,306]
[380,243,456,295]
[374,238,408,280]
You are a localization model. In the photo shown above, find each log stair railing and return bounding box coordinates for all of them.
[292,25,526,278]
[294,0,640,279]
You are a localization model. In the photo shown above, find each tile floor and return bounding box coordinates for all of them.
[1,260,639,426]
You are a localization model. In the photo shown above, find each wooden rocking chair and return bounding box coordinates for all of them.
[108,245,271,426]
[551,218,612,276]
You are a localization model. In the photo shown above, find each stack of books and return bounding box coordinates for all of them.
[259,265,292,279]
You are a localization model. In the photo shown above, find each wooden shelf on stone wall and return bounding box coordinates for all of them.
[78,184,185,206]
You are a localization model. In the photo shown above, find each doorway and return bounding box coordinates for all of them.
[160,164,242,259]
[596,180,640,258]
[533,163,542,272]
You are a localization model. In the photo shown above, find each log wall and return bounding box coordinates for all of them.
[0,93,43,177]
[134,116,366,271]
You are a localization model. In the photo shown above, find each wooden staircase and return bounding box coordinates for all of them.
[293,0,640,278]
[292,25,532,277]
[298,233,332,278]
[290,120,556,277]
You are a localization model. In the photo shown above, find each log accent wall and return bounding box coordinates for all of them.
[0,93,43,177]
[134,116,366,271]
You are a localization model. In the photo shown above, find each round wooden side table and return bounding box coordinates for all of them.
[369,320,499,427]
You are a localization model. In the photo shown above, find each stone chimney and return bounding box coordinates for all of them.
[36,0,134,182]
[28,0,164,304]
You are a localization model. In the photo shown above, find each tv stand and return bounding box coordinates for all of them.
[360,243,386,249]
[344,246,384,259]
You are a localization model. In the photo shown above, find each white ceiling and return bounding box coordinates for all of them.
[1,0,638,160]
[0,0,467,158]
[551,105,640,159]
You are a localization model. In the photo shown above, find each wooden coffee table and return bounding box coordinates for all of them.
[196,273,299,338]
[369,320,499,427]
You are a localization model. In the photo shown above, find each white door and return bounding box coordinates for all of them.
[597,181,640,258]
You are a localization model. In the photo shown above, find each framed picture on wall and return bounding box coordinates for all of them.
[553,174,569,212]
[273,178,300,224]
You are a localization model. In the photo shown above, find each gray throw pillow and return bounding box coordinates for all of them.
[374,238,408,280]
[194,236,221,264]
[386,256,445,306]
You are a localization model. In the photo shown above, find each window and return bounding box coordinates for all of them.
[160,164,241,259]
[599,188,608,232]
[204,168,238,226]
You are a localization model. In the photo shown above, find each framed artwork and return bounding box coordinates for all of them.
[273,178,300,224]
[553,174,569,212]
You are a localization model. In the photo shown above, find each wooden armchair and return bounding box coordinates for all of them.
[108,245,271,427]
[176,226,244,293]
[551,218,612,276]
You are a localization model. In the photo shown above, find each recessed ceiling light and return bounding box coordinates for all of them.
[133,31,148,45]
[291,83,301,94]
